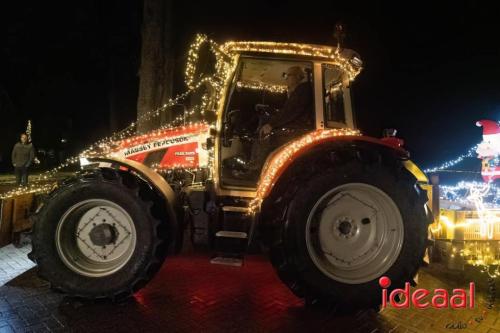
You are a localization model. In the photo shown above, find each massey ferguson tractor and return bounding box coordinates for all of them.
[30,38,432,311]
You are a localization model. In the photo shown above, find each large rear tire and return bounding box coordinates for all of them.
[264,150,429,311]
[31,168,170,299]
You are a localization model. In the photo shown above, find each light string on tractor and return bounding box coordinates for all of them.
[0,34,235,200]
[248,128,361,214]
[222,40,362,81]
[0,35,363,200]
[235,81,288,94]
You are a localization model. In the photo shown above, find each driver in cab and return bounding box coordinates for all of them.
[239,65,314,178]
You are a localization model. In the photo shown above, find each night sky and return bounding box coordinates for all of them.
[1,1,499,180]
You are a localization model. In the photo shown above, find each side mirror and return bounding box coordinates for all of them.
[383,128,397,137]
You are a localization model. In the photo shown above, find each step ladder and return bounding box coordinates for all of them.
[210,205,253,267]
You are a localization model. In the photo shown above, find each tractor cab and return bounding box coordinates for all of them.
[216,42,363,189]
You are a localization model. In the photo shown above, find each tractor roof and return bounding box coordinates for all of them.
[222,40,363,80]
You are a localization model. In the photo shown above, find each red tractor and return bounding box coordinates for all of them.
[30,39,432,310]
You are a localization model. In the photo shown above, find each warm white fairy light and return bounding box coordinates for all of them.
[434,182,499,237]
[3,36,361,203]
[248,128,360,212]
[454,241,500,278]
[0,34,236,199]
[26,120,32,142]
[236,81,287,93]
[222,40,362,81]
[430,181,500,278]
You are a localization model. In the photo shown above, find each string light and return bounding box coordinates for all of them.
[2,35,363,203]
[222,41,362,81]
[454,242,500,278]
[236,81,287,93]
[430,181,500,278]
[440,181,499,207]
[423,143,479,173]
[434,182,499,238]
[0,34,237,200]
[248,128,361,213]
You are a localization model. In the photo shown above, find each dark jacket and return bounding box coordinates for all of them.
[269,81,314,130]
[12,142,35,167]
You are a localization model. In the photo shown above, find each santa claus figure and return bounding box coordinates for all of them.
[476,120,500,182]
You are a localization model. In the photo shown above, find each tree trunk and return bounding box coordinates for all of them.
[107,0,141,133]
[137,0,174,133]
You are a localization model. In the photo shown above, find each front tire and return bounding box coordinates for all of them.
[31,168,170,299]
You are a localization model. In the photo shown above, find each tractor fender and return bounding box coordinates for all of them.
[87,156,181,251]
[255,134,426,209]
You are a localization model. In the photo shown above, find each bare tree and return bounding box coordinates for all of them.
[137,0,174,133]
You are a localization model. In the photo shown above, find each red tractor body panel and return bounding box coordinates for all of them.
[110,123,210,169]
[253,129,409,205]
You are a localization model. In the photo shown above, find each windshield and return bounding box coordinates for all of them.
[226,58,314,135]
[219,57,315,188]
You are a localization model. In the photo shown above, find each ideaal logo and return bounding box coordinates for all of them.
[379,276,475,309]
[379,276,496,330]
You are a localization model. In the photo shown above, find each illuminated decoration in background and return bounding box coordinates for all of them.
[423,143,479,173]
[433,182,499,237]
[440,181,500,208]
[476,120,500,158]
[476,120,500,182]
[469,184,498,240]
[236,81,287,94]
[26,120,32,142]
[420,120,500,277]
[248,128,361,213]
[431,181,500,277]
[423,120,500,175]
[452,242,500,278]
[222,41,363,81]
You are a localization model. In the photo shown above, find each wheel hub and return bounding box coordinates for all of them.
[56,199,137,277]
[305,183,404,284]
[89,223,119,247]
[334,217,357,239]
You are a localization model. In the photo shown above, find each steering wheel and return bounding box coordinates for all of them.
[255,104,273,116]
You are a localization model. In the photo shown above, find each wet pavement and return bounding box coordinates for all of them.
[0,245,498,333]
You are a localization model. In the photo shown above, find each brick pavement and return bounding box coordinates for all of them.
[0,245,36,286]
[0,248,498,333]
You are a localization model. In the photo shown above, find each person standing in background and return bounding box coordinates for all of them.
[11,133,35,186]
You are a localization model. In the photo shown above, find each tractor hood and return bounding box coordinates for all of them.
[109,123,210,170]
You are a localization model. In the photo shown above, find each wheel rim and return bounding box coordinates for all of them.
[56,199,137,277]
[305,183,404,284]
